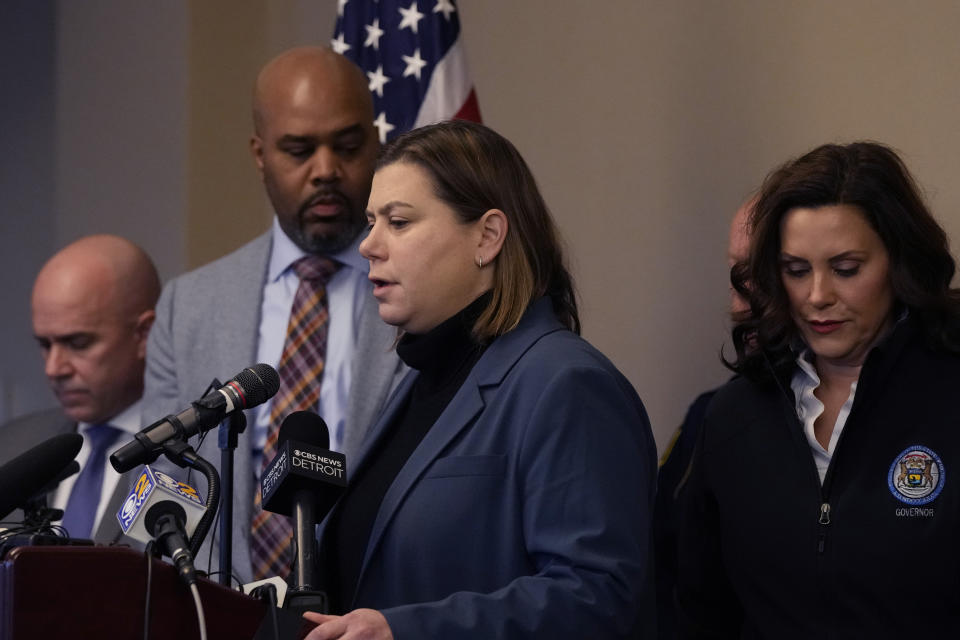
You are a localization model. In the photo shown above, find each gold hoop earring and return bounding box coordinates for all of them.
[477,256,483,268]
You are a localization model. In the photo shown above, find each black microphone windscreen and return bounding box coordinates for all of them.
[234,363,280,407]
[144,500,188,537]
[34,459,80,498]
[278,411,329,449]
[0,432,83,520]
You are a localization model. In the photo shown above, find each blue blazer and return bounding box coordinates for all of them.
[322,298,657,638]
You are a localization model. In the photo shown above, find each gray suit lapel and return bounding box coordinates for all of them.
[93,480,129,544]
[208,232,271,378]
[342,286,408,460]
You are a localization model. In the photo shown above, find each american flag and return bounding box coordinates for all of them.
[332,0,481,144]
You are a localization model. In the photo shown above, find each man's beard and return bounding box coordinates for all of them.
[289,210,366,255]
[285,188,367,254]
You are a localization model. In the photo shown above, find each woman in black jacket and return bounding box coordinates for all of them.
[678,141,960,638]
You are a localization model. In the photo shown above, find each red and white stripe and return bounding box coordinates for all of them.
[413,37,481,127]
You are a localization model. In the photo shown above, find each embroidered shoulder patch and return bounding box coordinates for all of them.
[887,445,945,505]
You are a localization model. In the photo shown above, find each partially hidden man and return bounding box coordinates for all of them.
[1,235,159,543]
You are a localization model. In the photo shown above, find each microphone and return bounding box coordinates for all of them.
[261,411,346,590]
[32,459,80,501]
[116,466,207,582]
[20,460,80,524]
[0,433,83,520]
[110,363,280,472]
[145,501,198,586]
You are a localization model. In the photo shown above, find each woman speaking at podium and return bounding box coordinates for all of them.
[305,121,657,639]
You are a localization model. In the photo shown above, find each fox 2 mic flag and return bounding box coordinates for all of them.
[117,466,206,545]
[333,0,481,144]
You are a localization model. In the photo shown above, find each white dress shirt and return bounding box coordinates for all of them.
[790,352,857,484]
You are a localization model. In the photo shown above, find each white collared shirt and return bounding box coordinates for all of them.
[51,399,143,535]
[252,217,371,467]
[790,351,857,485]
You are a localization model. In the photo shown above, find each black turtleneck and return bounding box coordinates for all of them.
[322,293,490,612]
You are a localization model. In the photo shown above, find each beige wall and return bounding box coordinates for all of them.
[186,1,269,267]
[454,1,960,451]
[184,0,339,266]
[5,1,959,453]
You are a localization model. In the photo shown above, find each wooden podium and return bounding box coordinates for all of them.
[0,545,267,639]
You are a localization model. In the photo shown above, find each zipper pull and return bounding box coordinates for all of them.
[817,503,831,553]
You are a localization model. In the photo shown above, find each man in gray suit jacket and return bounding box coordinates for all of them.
[142,47,406,584]
[0,235,160,544]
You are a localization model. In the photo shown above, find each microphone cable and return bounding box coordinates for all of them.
[202,505,244,589]
[138,539,209,640]
[141,540,154,640]
[189,582,208,640]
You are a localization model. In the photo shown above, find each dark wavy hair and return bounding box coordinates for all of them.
[376,120,579,338]
[730,141,960,380]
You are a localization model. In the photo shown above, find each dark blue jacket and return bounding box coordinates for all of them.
[678,319,960,638]
[320,298,658,639]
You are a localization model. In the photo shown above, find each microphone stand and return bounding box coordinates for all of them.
[217,410,246,586]
[284,581,329,616]
[283,491,328,615]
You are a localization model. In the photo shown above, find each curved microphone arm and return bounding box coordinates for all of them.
[161,439,221,558]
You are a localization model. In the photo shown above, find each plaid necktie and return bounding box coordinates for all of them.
[250,255,338,580]
[61,423,122,539]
